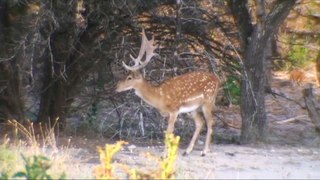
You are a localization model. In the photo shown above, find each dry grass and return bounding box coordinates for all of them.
[1,120,181,179]
[0,119,71,179]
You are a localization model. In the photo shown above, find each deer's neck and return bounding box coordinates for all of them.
[134,79,162,108]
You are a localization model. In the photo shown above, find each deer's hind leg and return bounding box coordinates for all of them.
[201,102,215,156]
[183,110,204,156]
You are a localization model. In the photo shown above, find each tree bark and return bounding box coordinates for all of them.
[0,1,24,122]
[0,0,7,42]
[229,0,296,143]
[0,62,24,122]
[240,28,269,142]
[36,1,76,127]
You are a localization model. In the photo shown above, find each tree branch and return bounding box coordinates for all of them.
[264,0,296,39]
[227,0,253,49]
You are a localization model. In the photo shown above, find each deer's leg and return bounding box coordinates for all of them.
[162,112,178,157]
[183,111,204,156]
[166,112,178,134]
[201,103,215,156]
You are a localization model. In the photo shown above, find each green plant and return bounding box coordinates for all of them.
[223,76,241,105]
[0,172,9,180]
[94,141,128,179]
[94,133,180,179]
[1,121,68,179]
[125,133,180,179]
[159,133,180,179]
[86,101,99,128]
[12,155,66,180]
[0,144,18,176]
[288,44,310,68]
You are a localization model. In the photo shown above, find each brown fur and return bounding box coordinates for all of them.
[289,69,306,86]
[116,71,220,155]
[117,29,220,156]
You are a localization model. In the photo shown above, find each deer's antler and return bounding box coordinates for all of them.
[122,29,159,71]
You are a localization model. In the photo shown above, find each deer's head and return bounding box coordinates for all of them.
[116,29,159,92]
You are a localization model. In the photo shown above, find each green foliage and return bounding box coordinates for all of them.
[159,133,180,179]
[223,76,241,105]
[94,141,128,179]
[87,102,98,127]
[10,155,66,180]
[8,0,29,14]
[94,133,180,179]
[0,145,18,176]
[0,172,9,180]
[288,44,310,68]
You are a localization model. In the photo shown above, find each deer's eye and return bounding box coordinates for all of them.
[127,76,133,80]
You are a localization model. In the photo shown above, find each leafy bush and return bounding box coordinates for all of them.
[223,76,241,105]
[0,144,18,176]
[2,155,66,180]
[0,120,66,179]
[94,133,180,179]
[94,141,128,179]
[288,44,310,68]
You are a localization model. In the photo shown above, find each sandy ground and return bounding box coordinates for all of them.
[61,141,320,179]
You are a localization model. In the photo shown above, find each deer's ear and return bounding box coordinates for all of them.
[132,71,142,78]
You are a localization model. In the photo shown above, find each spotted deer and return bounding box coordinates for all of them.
[116,29,220,156]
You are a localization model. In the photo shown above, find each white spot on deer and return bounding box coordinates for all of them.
[185,94,204,102]
[160,90,164,96]
[179,104,200,113]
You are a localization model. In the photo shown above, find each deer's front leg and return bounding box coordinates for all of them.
[166,112,178,134]
[163,112,178,157]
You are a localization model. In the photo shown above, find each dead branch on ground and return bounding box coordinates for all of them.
[303,85,320,133]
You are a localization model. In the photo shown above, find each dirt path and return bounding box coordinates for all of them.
[61,142,320,179]
[178,145,320,179]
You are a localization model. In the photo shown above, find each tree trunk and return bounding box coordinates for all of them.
[36,1,76,127]
[0,1,24,122]
[37,44,68,126]
[240,28,268,142]
[0,0,7,42]
[0,62,24,122]
[229,0,296,143]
